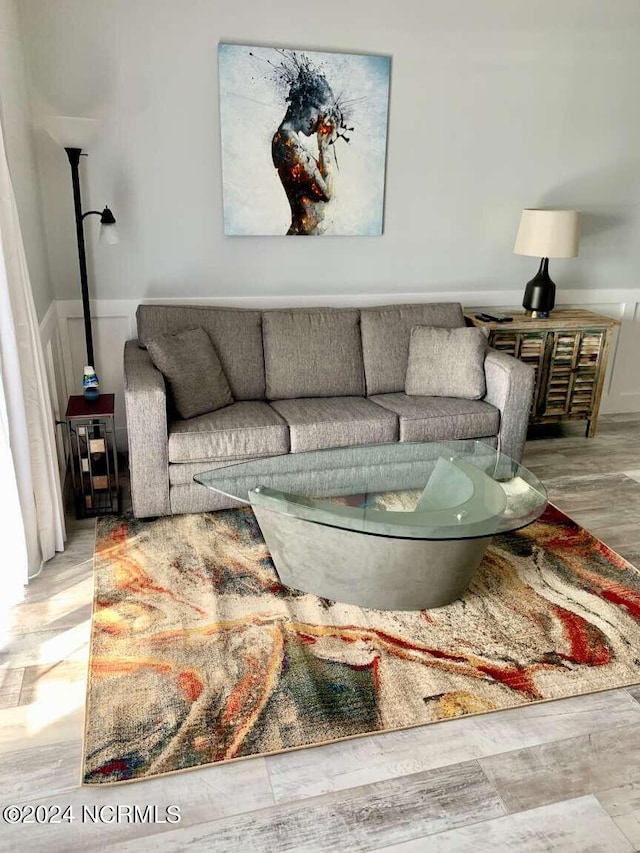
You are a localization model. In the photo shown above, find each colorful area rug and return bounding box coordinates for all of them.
[83,505,640,785]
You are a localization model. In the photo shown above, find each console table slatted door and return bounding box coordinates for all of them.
[464,309,620,437]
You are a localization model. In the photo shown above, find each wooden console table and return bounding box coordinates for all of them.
[464,309,619,437]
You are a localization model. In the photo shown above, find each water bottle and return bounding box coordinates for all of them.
[83,366,100,402]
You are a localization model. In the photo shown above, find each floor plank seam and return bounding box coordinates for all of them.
[478,759,511,819]
[623,686,640,706]
[367,794,637,853]
[477,719,640,815]
[261,759,279,808]
[160,757,492,834]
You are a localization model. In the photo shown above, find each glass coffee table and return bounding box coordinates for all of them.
[195,440,547,611]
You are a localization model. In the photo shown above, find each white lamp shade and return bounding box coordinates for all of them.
[514,209,580,259]
[42,116,101,150]
[99,223,119,246]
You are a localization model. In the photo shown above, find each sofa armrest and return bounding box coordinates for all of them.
[483,349,534,462]
[124,339,171,517]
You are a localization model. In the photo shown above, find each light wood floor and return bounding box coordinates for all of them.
[1,414,639,852]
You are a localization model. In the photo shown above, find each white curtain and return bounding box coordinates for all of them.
[0,112,65,599]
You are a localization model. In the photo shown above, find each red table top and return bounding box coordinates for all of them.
[65,394,115,419]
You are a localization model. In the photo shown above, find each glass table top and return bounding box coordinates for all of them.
[194,440,548,541]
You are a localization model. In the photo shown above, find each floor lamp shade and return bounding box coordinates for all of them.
[42,116,100,150]
[514,210,580,317]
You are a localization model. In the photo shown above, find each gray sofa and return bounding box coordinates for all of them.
[124,302,534,518]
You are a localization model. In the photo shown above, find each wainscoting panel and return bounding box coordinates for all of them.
[39,301,68,481]
[41,292,640,458]
[606,300,640,412]
[55,301,137,450]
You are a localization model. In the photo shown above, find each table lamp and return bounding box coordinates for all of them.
[514,209,580,318]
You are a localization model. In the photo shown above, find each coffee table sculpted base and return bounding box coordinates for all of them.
[194,441,547,612]
[252,493,490,611]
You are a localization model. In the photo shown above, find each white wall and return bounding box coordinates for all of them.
[17,0,640,304]
[0,0,52,320]
[17,0,640,438]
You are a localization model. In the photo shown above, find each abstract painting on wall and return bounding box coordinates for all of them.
[218,44,391,236]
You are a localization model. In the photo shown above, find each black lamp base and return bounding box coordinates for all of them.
[522,257,556,319]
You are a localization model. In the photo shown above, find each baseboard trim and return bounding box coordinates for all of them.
[54,288,640,312]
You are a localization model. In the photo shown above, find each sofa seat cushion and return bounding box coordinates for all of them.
[369,393,499,442]
[270,396,398,453]
[263,309,365,400]
[168,401,288,463]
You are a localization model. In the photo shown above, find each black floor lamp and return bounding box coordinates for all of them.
[43,117,118,370]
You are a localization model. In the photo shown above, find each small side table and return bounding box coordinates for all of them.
[65,394,120,518]
[465,308,620,437]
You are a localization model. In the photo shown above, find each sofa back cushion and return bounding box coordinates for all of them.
[360,303,465,395]
[136,305,264,400]
[263,308,365,400]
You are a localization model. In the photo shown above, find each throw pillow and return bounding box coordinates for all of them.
[405,326,487,399]
[147,327,234,419]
